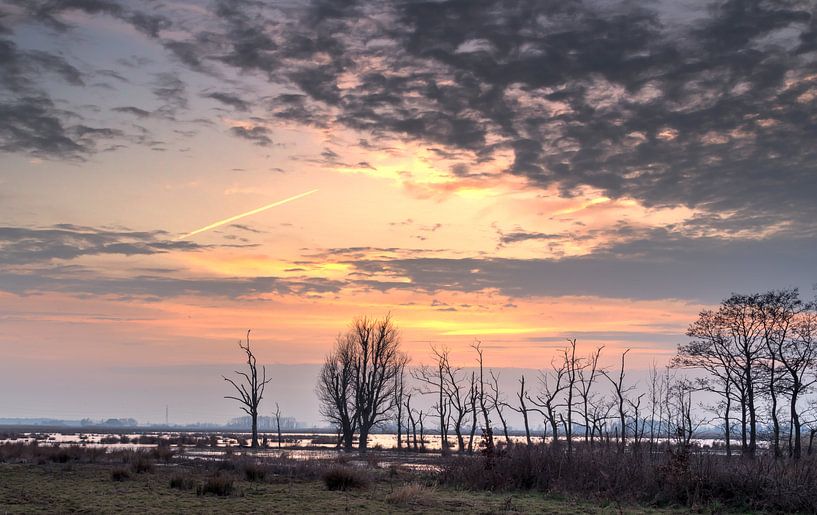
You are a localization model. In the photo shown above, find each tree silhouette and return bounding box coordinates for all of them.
[223,330,272,449]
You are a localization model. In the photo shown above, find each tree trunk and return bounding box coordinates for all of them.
[342,421,354,451]
[358,427,369,453]
[251,412,259,448]
[746,365,757,456]
[724,393,731,457]
[791,389,802,458]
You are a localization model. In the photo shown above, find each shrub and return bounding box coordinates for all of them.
[438,443,817,512]
[129,453,155,474]
[151,443,176,463]
[240,460,267,482]
[197,475,236,497]
[321,465,369,491]
[110,467,131,482]
[169,474,196,490]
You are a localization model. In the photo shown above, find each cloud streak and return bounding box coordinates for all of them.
[177,189,319,240]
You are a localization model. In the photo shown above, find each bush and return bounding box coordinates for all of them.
[169,474,196,490]
[151,443,176,463]
[129,453,155,474]
[197,475,236,496]
[240,460,267,482]
[321,465,369,491]
[439,443,817,512]
[110,467,131,481]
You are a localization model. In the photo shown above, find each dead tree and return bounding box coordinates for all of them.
[488,370,511,445]
[471,341,494,453]
[467,371,479,453]
[440,351,470,453]
[578,346,603,445]
[405,392,418,450]
[274,402,282,448]
[562,338,586,452]
[393,358,408,450]
[414,345,451,455]
[223,330,272,449]
[602,349,633,452]
[506,375,532,445]
[528,357,567,444]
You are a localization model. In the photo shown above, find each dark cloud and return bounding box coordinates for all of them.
[112,106,151,118]
[0,224,344,299]
[348,229,817,302]
[0,225,200,265]
[3,0,817,234]
[151,72,188,116]
[203,91,251,111]
[180,0,817,233]
[229,125,271,145]
[0,270,343,299]
[0,97,122,158]
[498,230,562,245]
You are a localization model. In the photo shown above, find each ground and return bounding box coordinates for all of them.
[0,463,682,514]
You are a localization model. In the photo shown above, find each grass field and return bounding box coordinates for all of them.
[0,462,681,514]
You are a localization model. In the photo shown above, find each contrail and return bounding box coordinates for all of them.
[176,189,318,240]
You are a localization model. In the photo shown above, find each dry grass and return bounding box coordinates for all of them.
[385,482,435,506]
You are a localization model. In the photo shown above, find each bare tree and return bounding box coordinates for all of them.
[786,308,817,458]
[405,392,418,450]
[528,357,567,444]
[274,402,282,448]
[674,309,740,455]
[506,375,532,445]
[393,358,408,450]
[467,371,479,453]
[721,294,766,456]
[443,353,470,453]
[319,315,408,453]
[223,330,272,449]
[578,346,604,446]
[471,341,494,453]
[561,338,586,452]
[317,334,358,451]
[602,349,633,452]
[414,346,451,455]
[487,370,511,444]
[350,315,408,453]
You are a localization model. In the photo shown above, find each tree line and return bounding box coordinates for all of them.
[229,287,817,458]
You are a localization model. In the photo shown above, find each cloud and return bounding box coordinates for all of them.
[348,229,817,302]
[498,230,563,245]
[0,270,343,299]
[112,106,151,118]
[229,125,272,146]
[184,0,817,233]
[0,225,201,264]
[0,97,117,158]
[3,0,817,234]
[0,224,343,299]
[204,91,251,111]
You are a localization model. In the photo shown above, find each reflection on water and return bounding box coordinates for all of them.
[0,430,726,451]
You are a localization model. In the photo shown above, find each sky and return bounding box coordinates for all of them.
[1,0,816,426]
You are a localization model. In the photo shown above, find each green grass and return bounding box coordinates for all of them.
[0,462,683,514]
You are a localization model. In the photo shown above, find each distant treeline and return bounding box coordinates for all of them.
[316,288,817,458]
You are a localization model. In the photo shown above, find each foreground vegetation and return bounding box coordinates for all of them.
[3,441,817,513]
[0,443,678,514]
